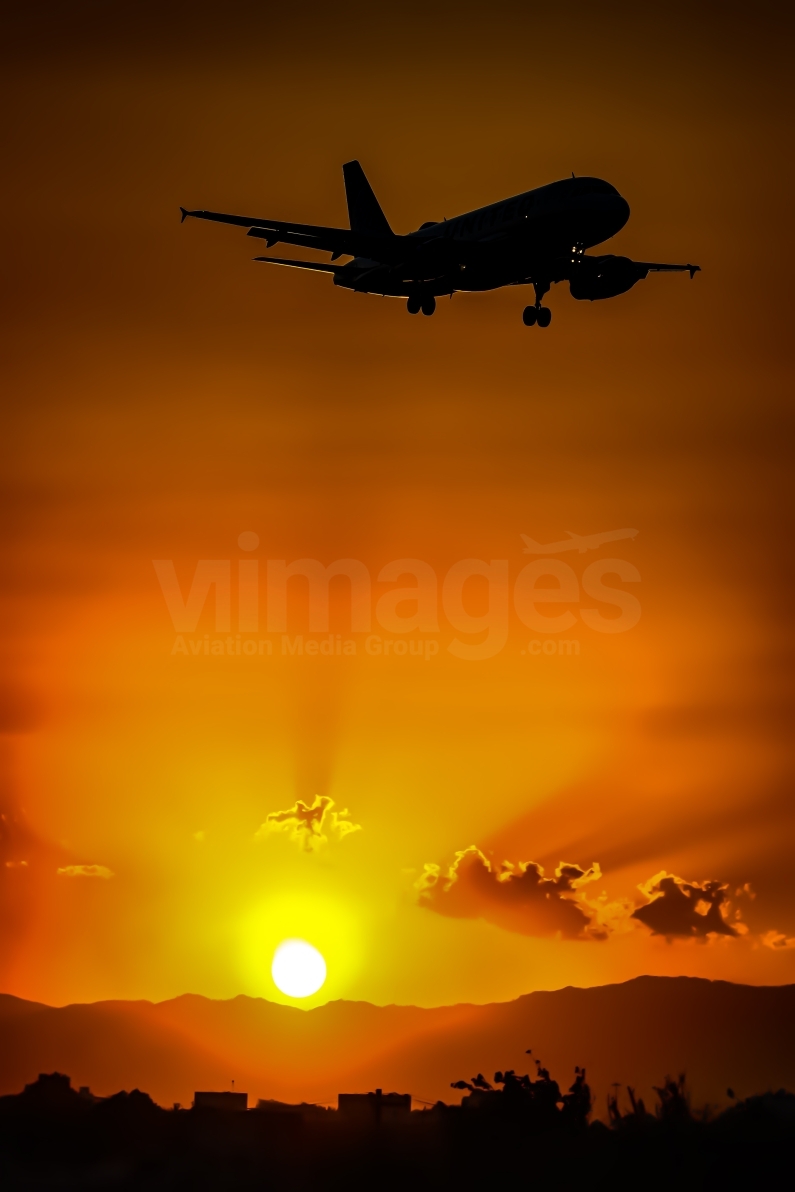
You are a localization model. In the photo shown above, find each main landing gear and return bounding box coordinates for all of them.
[407,295,436,316]
[523,305,551,328]
[523,278,552,328]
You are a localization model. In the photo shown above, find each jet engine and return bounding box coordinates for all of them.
[568,255,648,301]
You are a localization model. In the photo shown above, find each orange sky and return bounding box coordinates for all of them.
[1,1,793,1009]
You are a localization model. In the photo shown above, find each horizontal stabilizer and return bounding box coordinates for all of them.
[253,255,343,274]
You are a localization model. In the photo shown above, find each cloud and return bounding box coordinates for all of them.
[760,929,795,950]
[255,795,361,852]
[631,872,739,939]
[417,849,758,947]
[416,846,607,940]
[56,864,114,879]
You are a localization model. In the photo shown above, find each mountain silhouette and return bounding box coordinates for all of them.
[2,977,793,1115]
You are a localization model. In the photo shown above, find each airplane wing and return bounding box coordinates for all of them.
[634,261,700,278]
[181,207,408,264]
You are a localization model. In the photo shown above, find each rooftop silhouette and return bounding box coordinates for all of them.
[1,1063,791,1191]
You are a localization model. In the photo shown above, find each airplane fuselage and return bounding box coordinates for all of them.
[336,177,630,298]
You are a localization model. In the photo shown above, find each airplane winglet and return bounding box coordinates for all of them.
[688,265,700,279]
[180,207,189,223]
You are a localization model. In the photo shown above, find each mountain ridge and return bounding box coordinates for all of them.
[9,971,785,1014]
[2,976,793,1116]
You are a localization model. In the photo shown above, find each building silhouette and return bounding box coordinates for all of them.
[337,1089,411,1123]
[192,1090,248,1111]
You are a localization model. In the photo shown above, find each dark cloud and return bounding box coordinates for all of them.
[631,872,739,939]
[418,850,758,947]
[416,846,607,941]
[255,795,361,852]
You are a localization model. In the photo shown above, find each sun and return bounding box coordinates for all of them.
[271,939,327,998]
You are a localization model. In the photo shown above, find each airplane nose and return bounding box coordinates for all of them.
[614,194,630,230]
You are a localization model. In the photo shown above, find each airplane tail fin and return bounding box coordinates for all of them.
[342,161,393,237]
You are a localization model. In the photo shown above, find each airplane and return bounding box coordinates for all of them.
[521,529,639,554]
[180,161,699,328]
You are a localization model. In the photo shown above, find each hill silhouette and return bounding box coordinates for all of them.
[2,976,793,1115]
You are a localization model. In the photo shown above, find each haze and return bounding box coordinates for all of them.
[1,1,793,1011]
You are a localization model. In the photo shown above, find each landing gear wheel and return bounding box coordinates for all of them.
[407,296,421,315]
[421,296,436,317]
[522,305,537,327]
[536,306,552,328]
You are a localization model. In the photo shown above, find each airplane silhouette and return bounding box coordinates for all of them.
[521,529,639,554]
[181,162,699,328]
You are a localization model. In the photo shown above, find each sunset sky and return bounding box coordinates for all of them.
[1,1,793,1011]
